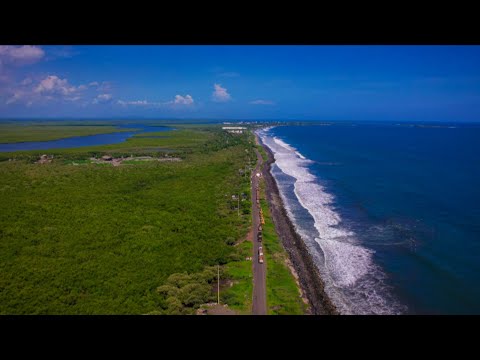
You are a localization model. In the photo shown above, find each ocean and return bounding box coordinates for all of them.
[257,122,480,314]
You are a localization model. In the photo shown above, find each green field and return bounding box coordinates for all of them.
[221,240,253,313]
[0,123,258,314]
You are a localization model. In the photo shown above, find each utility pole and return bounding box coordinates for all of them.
[238,193,240,216]
[217,265,220,305]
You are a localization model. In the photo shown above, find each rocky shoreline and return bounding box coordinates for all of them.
[259,137,338,315]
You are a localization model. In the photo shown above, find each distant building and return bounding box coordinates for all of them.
[102,155,113,161]
[222,126,247,134]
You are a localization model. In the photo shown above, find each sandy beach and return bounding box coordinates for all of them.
[258,134,338,315]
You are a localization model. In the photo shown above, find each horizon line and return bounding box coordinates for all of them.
[1,117,480,124]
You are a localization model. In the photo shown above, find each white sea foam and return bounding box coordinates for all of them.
[257,128,403,314]
[294,181,353,240]
[272,137,307,160]
[318,238,373,287]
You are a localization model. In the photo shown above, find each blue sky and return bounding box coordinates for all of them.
[1,45,480,121]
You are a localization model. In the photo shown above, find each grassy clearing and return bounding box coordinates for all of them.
[130,129,216,149]
[0,124,257,314]
[221,240,253,313]
[259,171,306,315]
[0,124,135,143]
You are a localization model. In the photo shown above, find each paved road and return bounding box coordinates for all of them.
[252,140,267,315]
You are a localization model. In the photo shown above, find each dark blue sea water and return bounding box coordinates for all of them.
[258,122,480,314]
[0,124,173,152]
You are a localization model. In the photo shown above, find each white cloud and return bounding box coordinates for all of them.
[250,99,275,105]
[5,75,89,105]
[86,81,112,92]
[34,75,78,95]
[65,96,82,102]
[0,46,45,87]
[98,93,112,101]
[5,90,27,105]
[212,83,231,102]
[173,94,194,105]
[0,45,45,65]
[118,95,194,108]
[93,93,113,104]
[3,73,112,107]
[117,99,149,106]
[98,81,113,92]
[117,95,195,109]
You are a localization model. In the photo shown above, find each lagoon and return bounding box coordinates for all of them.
[0,124,173,152]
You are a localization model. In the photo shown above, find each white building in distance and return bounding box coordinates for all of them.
[222,126,247,134]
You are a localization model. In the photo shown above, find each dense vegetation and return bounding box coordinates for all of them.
[154,267,218,315]
[0,124,256,314]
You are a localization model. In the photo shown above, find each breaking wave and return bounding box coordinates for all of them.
[257,128,405,314]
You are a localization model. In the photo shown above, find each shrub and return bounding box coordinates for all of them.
[179,283,213,307]
[165,296,184,315]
